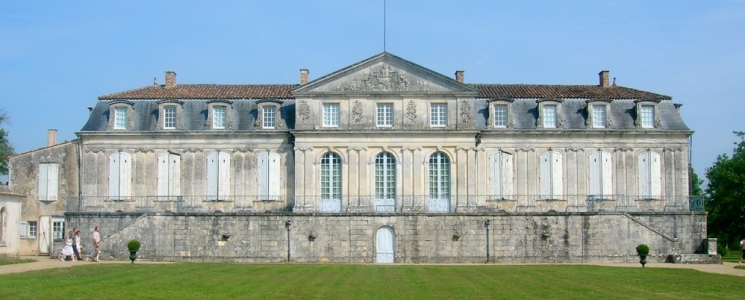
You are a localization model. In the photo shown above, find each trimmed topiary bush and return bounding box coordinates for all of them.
[636,244,650,256]
[127,240,141,251]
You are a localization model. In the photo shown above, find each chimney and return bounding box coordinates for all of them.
[300,69,309,85]
[455,70,464,83]
[47,129,57,147]
[165,71,177,88]
[599,70,610,87]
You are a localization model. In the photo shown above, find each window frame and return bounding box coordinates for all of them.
[163,106,177,129]
[206,100,233,130]
[256,100,283,129]
[28,221,37,239]
[376,103,393,127]
[156,99,184,130]
[634,99,661,129]
[427,152,451,213]
[107,100,134,131]
[539,150,564,200]
[263,106,276,129]
[536,99,563,129]
[586,99,613,129]
[320,152,342,213]
[323,103,340,127]
[430,103,447,127]
[37,162,59,202]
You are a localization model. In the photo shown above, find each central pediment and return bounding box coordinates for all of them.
[292,52,479,96]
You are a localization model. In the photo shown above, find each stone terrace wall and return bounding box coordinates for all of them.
[65,212,707,263]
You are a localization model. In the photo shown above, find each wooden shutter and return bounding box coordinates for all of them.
[207,152,218,199]
[20,221,27,239]
[502,152,513,198]
[490,152,501,197]
[257,152,268,198]
[589,152,601,196]
[47,164,58,201]
[638,152,650,198]
[539,152,552,198]
[601,151,613,196]
[109,153,120,198]
[169,154,181,197]
[157,153,169,197]
[552,152,563,198]
[218,152,231,198]
[119,152,132,197]
[269,152,281,198]
[650,151,661,198]
[37,164,48,200]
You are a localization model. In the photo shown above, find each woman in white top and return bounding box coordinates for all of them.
[60,231,75,261]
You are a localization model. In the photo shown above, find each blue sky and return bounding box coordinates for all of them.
[1,1,744,183]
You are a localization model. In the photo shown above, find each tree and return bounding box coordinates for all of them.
[705,131,745,248]
[0,109,13,175]
[690,166,704,196]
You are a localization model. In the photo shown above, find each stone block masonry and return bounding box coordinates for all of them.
[65,212,707,263]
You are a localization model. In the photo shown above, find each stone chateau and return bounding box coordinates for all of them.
[5,52,708,263]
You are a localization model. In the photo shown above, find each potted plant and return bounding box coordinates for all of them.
[636,244,650,267]
[127,239,141,264]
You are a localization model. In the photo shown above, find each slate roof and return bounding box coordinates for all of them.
[470,84,671,100]
[98,84,297,100]
[98,84,670,100]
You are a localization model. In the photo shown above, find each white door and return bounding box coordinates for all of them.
[376,227,395,263]
[39,216,51,255]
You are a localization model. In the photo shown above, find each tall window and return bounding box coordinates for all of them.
[37,163,59,201]
[491,152,513,199]
[589,151,612,198]
[52,218,65,241]
[257,151,281,200]
[213,106,226,129]
[641,105,654,128]
[207,151,231,200]
[114,107,127,129]
[323,104,339,127]
[28,221,37,239]
[377,104,393,127]
[428,152,450,212]
[374,152,396,212]
[638,151,662,199]
[494,105,507,127]
[430,104,447,126]
[543,105,557,128]
[108,152,132,200]
[592,106,606,128]
[320,152,342,212]
[263,106,276,128]
[539,151,563,199]
[157,152,181,199]
[163,107,176,129]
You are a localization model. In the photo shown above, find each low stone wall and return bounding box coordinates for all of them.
[65,212,707,263]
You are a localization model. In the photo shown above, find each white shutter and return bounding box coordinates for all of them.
[638,152,650,198]
[257,152,268,198]
[539,152,552,198]
[169,154,181,197]
[601,152,613,196]
[158,153,169,197]
[207,152,218,200]
[20,221,27,239]
[119,152,132,198]
[501,152,513,198]
[38,164,49,200]
[552,152,563,198]
[109,153,120,198]
[589,152,601,196]
[491,152,501,197]
[218,152,231,198]
[650,151,661,198]
[47,163,58,201]
[269,152,281,199]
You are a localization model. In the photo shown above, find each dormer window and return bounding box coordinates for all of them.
[107,100,134,131]
[586,99,613,129]
[206,100,233,130]
[487,98,514,128]
[536,99,563,129]
[634,99,661,129]
[256,99,283,129]
[156,99,184,130]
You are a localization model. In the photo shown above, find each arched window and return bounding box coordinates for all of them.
[374,152,396,212]
[428,152,450,213]
[320,152,342,213]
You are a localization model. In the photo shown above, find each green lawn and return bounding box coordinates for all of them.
[0,257,36,266]
[0,264,743,299]
[722,249,743,263]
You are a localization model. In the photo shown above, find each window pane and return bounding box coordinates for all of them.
[164,107,176,129]
[28,221,37,238]
[375,152,396,198]
[213,106,226,128]
[263,106,276,128]
[430,104,447,126]
[641,106,654,128]
[321,153,341,199]
[543,105,556,128]
[494,105,507,127]
[323,104,339,127]
[377,104,393,127]
[114,107,127,129]
[429,152,450,197]
[592,106,606,128]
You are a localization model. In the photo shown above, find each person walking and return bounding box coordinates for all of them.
[74,229,83,261]
[92,226,101,262]
[71,227,81,261]
[739,239,745,266]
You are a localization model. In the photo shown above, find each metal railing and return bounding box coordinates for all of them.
[67,194,702,214]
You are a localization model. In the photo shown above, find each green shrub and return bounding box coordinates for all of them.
[636,244,650,255]
[127,240,141,251]
[718,243,729,257]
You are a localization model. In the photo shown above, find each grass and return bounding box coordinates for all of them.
[722,249,743,263]
[0,257,36,266]
[0,264,744,299]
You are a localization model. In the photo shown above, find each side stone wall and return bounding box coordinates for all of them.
[65,212,707,263]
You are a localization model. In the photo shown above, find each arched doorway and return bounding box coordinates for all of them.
[376,226,395,263]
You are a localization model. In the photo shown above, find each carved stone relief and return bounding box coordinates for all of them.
[406,100,417,121]
[460,102,471,124]
[329,65,446,92]
[298,100,310,122]
[352,100,363,123]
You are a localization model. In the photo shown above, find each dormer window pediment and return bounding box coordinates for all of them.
[536,98,564,129]
[487,98,514,128]
[107,100,134,131]
[206,100,233,130]
[156,99,184,130]
[585,99,613,129]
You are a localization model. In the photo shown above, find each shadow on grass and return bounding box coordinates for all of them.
[0,257,36,266]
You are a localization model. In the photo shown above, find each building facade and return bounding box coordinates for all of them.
[10,53,707,262]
